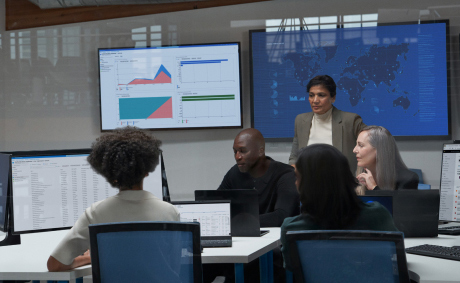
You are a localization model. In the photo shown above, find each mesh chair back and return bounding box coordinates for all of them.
[89,221,202,283]
[286,230,410,283]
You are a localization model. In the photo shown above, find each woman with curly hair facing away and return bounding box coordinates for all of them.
[47,127,179,271]
[280,144,398,271]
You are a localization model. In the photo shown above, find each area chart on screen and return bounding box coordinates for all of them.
[119,96,173,119]
[99,43,242,130]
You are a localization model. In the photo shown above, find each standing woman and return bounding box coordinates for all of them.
[289,75,366,174]
[353,125,419,195]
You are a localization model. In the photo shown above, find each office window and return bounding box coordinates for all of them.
[9,32,15,59]
[168,25,177,46]
[265,13,378,31]
[132,27,147,48]
[344,13,378,28]
[150,25,162,47]
[18,31,31,59]
[37,29,58,65]
[62,26,81,57]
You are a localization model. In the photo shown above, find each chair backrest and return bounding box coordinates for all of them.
[286,230,410,283]
[89,221,202,283]
[408,168,432,190]
[408,168,424,184]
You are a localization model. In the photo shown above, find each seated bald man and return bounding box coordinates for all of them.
[218,128,300,227]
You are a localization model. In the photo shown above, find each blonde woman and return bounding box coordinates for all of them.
[353,125,418,195]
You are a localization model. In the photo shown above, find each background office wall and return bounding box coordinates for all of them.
[0,0,459,200]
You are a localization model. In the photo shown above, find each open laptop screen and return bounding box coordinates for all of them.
[172,201,231,237]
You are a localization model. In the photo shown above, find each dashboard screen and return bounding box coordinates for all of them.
[250,21,450,139]
[99,43,242,131]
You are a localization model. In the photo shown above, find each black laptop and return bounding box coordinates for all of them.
[364,190,440,237]
[195,189,268,237]
[172,200,232,247]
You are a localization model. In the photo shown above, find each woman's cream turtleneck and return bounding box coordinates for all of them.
[307,107,333,146]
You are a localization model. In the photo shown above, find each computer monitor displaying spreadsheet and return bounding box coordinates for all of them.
[10,149,163,234]
[439,143,460,222]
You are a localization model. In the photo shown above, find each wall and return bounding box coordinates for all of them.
[0,0,459,201]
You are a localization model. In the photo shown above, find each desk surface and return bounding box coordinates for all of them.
[405,235,460,283]
[0,227,281,282]
[3,228,457,283]
[0,230,91,282]
[201,227,280,264]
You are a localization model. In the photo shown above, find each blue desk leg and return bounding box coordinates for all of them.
[286,270,293,283]
[235,250,274,283]
[235,263,244,283]
[259,250,274,283]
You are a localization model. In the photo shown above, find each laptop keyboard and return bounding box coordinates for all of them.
[406,244,460,261]
[438,225,460,235]
[201,239,232,247]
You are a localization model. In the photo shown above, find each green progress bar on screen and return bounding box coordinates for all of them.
[181,95,235,102]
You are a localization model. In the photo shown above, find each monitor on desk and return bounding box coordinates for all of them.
[9,149,163,234]
[364,190,439,237]
[439,143,460,222]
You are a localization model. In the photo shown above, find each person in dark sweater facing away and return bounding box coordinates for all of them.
[218,128,299,227]
[281,144,398,271]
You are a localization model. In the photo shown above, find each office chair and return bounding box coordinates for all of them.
[89,221,202,283]
[286,230,410,283]
[409,168,431,190]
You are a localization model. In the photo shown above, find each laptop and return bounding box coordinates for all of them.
[358,195,393,215]
[364,190,440,237]
[195,189,268,237]
[172,200,232,248]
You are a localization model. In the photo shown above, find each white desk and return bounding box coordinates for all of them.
[0,228,281,283]
[202,227,280,264]
[405,235,460,283]
[4,228,458,283]
[0,230,91,283]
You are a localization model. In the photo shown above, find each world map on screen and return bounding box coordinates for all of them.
[284,42,411,109]
[251,23,448,138]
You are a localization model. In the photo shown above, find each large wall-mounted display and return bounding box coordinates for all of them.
[250,21,450,139]
[99,43,242,131]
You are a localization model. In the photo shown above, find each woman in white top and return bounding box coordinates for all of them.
[47,126,179,271]
[289,75,366,173]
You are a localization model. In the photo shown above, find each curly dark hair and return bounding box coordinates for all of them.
[87,126,162,190]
